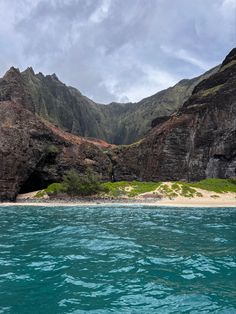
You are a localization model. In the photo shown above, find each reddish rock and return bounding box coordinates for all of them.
[0,101,112,201]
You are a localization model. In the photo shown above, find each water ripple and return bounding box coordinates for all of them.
[0,205,235,313]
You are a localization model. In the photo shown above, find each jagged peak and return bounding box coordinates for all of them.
[8,66,20,73]
[3,66,21,80]
[45,72,63,84]
[22,66,35,75]
[51,73,59,80]
[35,72,44,79]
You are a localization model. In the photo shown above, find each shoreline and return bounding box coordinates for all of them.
[4,181,235,209]
[1,198,236,208]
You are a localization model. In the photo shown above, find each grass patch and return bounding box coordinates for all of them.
[101,181,161,197]
[189,178,236,193]
[158,184,178,198]
[35,183,67,198]
[35,190,47,198]
[180,184,199,198]
[157,183,202,198]
[45,183,66,195]
[35,178,236,199]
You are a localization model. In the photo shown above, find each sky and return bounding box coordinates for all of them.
[0,0,235,103]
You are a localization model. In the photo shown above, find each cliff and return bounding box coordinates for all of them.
[0,100,112,201]
[110,48,236,181]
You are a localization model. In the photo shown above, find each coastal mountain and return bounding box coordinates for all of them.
[0,64,218,144]
[110,48,236,182]
[0,99,113,201]
[0,48,235,201]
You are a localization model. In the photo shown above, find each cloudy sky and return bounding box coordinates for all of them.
[0,0,235,103]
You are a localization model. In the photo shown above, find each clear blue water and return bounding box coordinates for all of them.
[0,205,235,313]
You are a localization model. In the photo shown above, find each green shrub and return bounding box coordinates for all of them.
[41,170,106,197]
[62,170,105,196]
[45,183,66,195]
[46,145,60,155]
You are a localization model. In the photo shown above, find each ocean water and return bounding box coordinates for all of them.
[0,205,235,314]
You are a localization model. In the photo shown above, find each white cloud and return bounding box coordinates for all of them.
[100,63,179,102]
[161,45,211,71]
[220,0,236,30]
[89,0,111,23]
[175,49,211,71]
[0,0,235,103]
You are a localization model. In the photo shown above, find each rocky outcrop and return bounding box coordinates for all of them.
[0,67,34,112]
[0,101,112,201]
[110,48,236,181]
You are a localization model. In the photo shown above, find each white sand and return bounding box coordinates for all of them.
[1,197,236,208]
[1,187,235,208]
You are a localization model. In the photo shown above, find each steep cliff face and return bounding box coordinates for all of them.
[111,49,236,181]
[106,66,219,144]
[0,64,218,144]
[20,68,111,140]
[0,100,112,201]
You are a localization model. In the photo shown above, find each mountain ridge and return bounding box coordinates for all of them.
[0,63,219,144]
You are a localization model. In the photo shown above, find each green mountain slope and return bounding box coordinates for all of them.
[2,65,219,144]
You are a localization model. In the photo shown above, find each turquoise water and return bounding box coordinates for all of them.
[0,205,235,313]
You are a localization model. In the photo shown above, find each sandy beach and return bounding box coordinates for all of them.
[1,196,236,208]
[0,187,234,208]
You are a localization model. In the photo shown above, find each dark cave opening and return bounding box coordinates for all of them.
[19,150,59,194]
[19,172,52,194]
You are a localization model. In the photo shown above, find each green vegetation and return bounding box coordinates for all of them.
[157,183,203,198]
[200,84,224,97]
[35,190,47,198]
[102,181,161,197]
[101,179,236,198]
[63,170,106,196]
[36,178,236,199]
[117,139,143,149]
[21,64,218,145]
[35,182,66,198]
[46,144,60,155]
[36,170,107,198]
[211,195,220,198]
[157,184,179,198]
[101,181,204,198]
[176,182,200,197]
[219,59,236,72]
[45,182,67,195]
[190,178,236,193]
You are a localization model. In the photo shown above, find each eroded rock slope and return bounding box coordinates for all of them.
[0,100,112,201]
[110,49,236,181]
